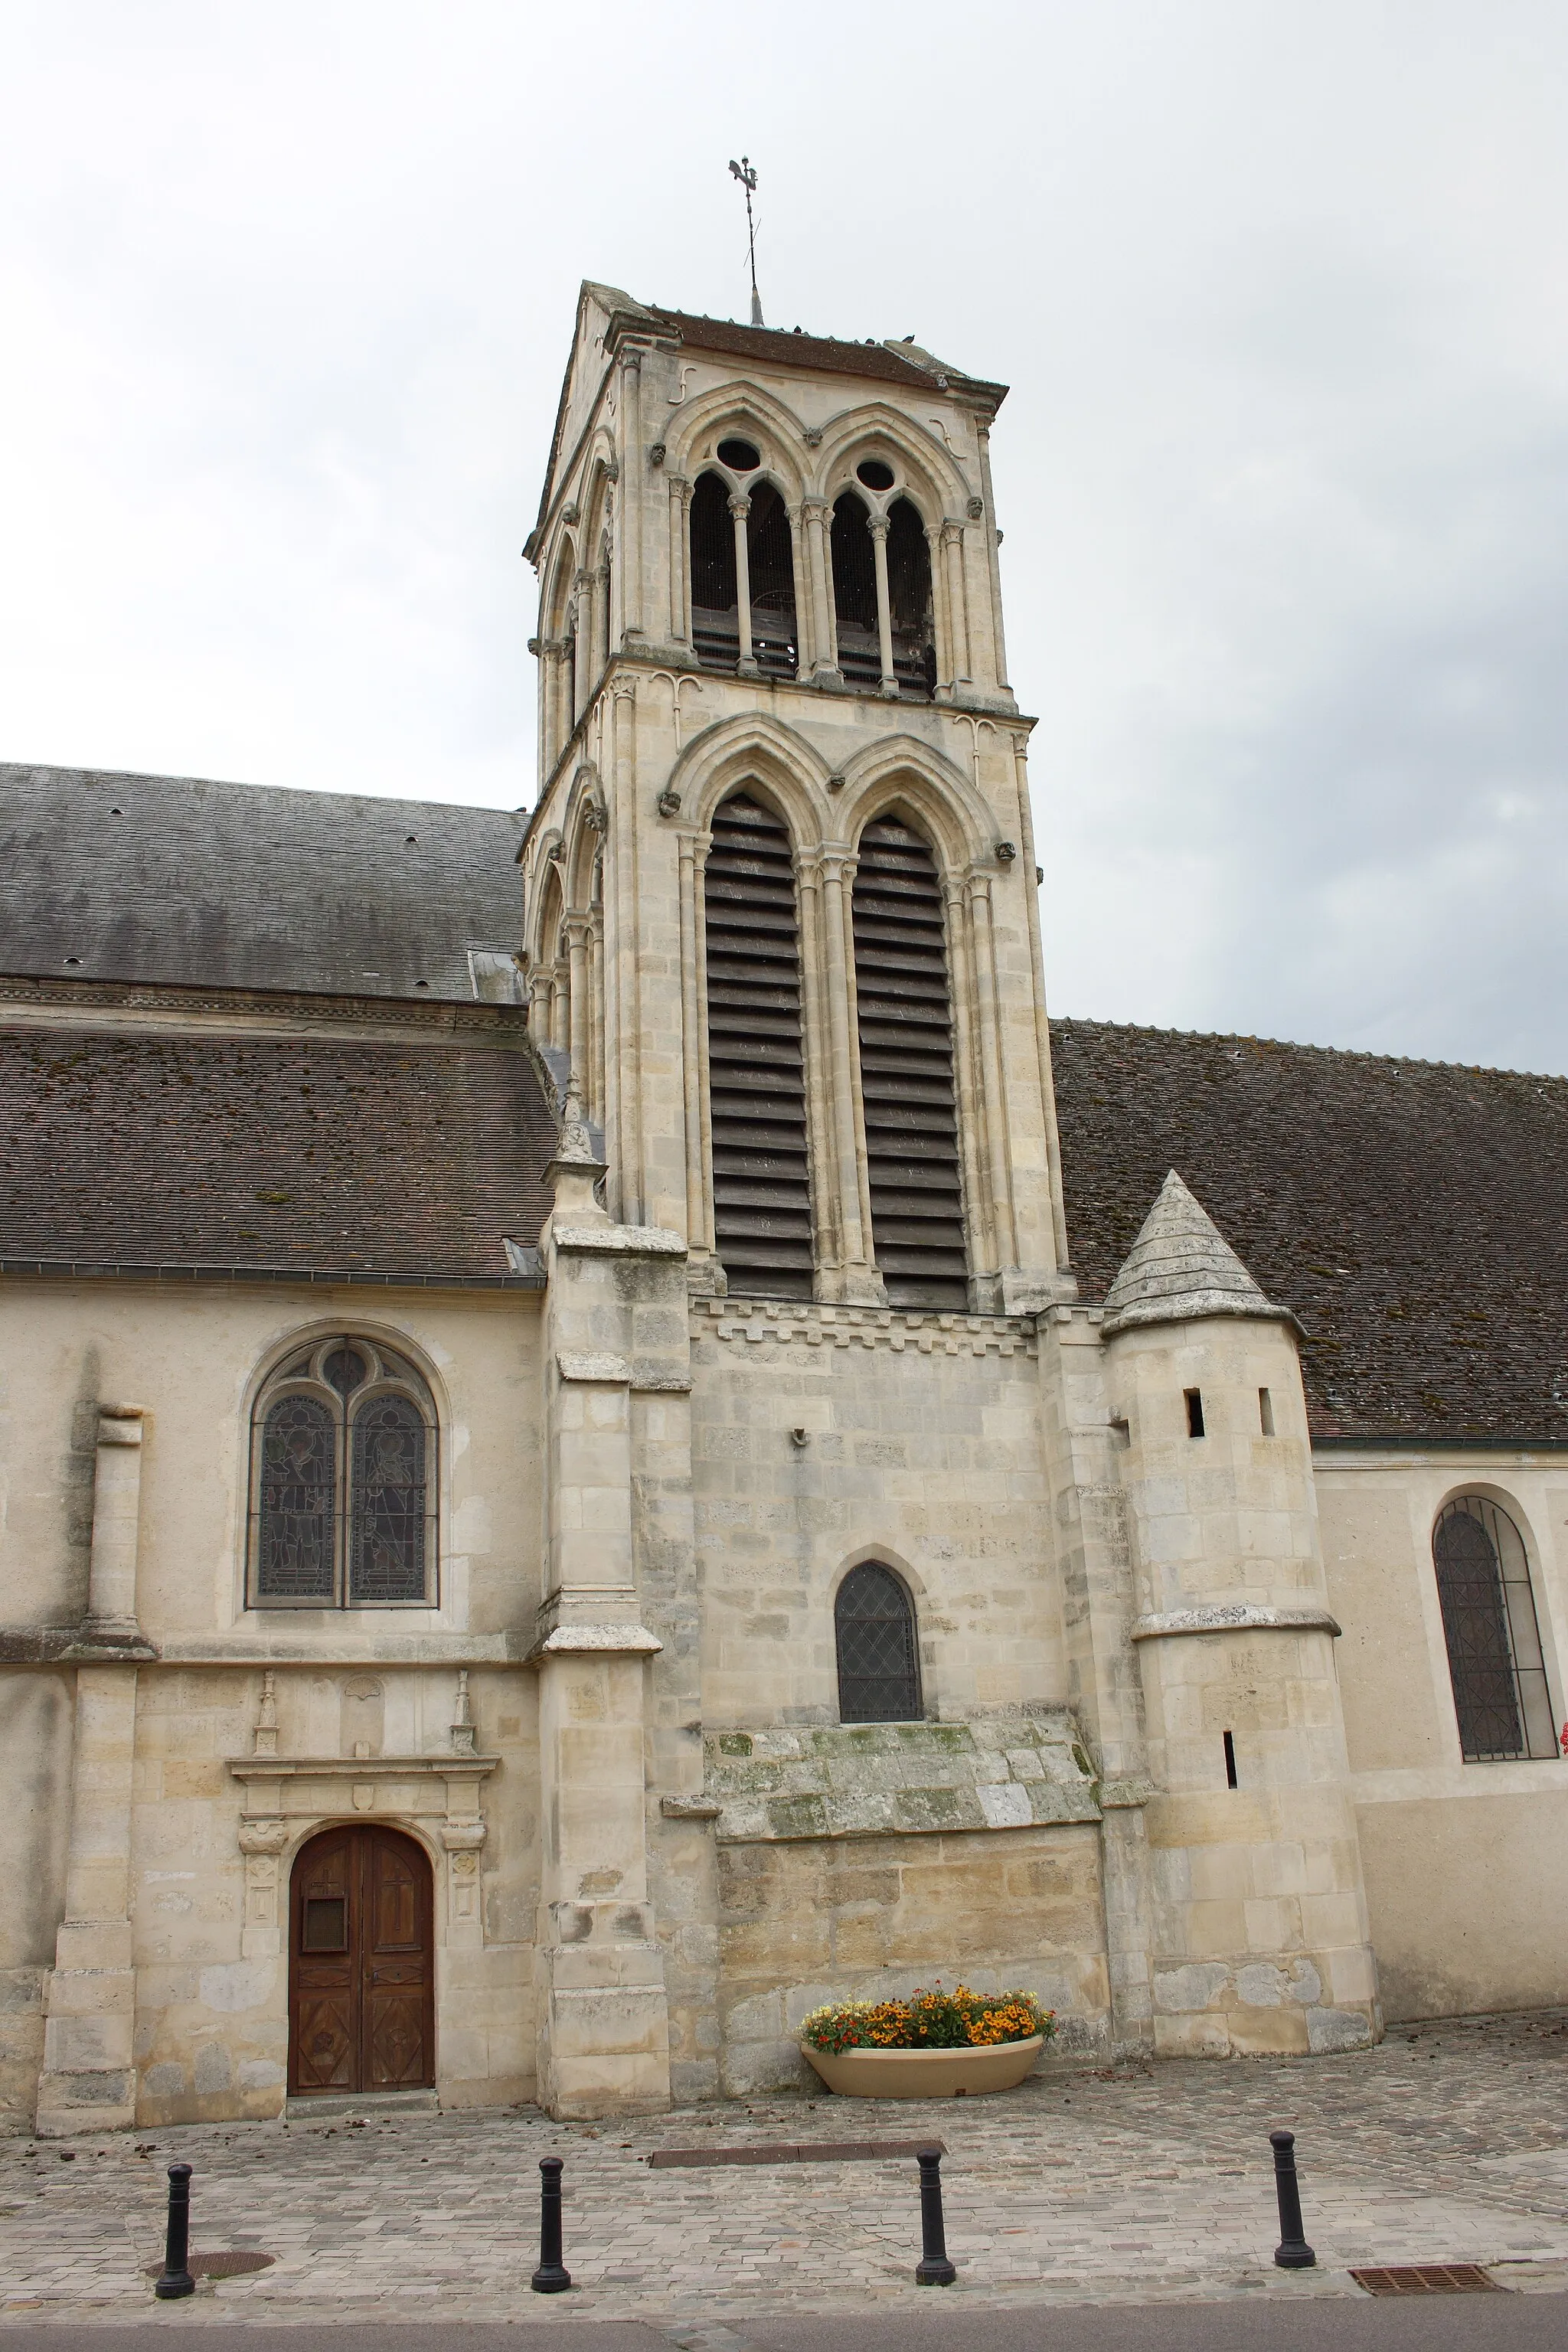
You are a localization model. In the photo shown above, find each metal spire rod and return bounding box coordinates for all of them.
[728,155,763,326]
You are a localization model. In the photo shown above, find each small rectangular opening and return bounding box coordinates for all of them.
[1185,1388,1205,1439]
[1223,1730,1238,1788]
[1109,1416,1130,1449]
[301,1896,348,1952]
[1259,1387,1275,1436]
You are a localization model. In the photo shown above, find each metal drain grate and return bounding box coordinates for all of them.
[649,2138,948,2169]
[145,2252,276,2281]
[1352,2265,1504,2296]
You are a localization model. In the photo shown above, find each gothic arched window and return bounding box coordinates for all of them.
[1432,1497,1557,1761]
[835,1561,922,1723]
[830,491,879,684]
[851,812,969,1309]
[702,791,813,1298]
[689,472,738,669]
[250,1338,437,1609]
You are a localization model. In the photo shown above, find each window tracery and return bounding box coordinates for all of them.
[250,1338,437,1608]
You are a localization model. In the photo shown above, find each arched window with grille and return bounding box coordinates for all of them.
[1432,1496,1558,1761]
[250,1338,438,1609]
[851,812,969,1310]
[835,1561,922,1723]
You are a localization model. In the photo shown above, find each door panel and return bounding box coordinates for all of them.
[289,1824,433,2096]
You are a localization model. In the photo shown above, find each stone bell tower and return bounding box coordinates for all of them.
[519,281,1071,1316]
[516,283,1082,2112]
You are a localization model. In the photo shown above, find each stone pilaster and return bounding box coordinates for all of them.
[35,1666,139,2135]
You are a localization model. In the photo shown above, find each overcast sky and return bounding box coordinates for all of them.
[3,1,1566,1073]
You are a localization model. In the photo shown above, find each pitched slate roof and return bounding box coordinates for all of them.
[0,763,525,1003]
[647,308,982,395]
[0,1010,556,1277]
[1050,1018,1568,1442]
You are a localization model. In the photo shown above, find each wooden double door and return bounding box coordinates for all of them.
[289,1825,434,2096]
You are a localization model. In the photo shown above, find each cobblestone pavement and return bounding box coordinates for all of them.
[4,2012,1568,2334]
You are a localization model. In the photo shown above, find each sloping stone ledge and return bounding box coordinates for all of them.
[702,1714,1099,1843]
[1131,1604,1341,1642]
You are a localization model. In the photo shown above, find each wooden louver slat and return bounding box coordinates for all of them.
[704,793,814,1298]
[852,816,969,1310]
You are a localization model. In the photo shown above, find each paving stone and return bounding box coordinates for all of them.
[2,2011,1566,2325]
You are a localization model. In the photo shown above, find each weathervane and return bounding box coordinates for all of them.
[728,155,763,327]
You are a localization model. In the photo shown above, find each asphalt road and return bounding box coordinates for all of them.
[3,2299,1566,2352]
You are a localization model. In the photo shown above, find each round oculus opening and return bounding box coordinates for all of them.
[716,436,760,472]
[856,458,896,491]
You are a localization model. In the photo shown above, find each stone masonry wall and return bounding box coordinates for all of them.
[715,1822,1109,2093]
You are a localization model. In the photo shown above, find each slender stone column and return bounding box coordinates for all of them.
[618,349,645,641]
[942,521,972,686]
[818,850,882,1302]
[667,475,690,644]
[975,426,1010,691]
[729,495,757,676]
[1011,735,1070,1269]
[793,854,841,1289]
[867,513,898,695]
[942,876,996,1288]
[802,498,838,679]
[574,572,598,710]
[967,871,1018,1271]
[786,505,808,680]
[587,903,606,1127]
[564,915,592,1089]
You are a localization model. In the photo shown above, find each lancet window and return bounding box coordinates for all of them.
[1432,1497,1557,1762]
[835,1561,922,1723]
[831,479,935,699]
[249,1338,438,1609]
[702,791,813,1298]
[689,449,798,680]
[851,814,969,1308]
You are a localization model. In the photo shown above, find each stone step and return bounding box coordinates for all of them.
[285,2089,439,2125]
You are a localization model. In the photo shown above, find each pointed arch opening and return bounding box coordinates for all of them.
[703,790,813,1298]
[744,482,798,678]
[1432,1497,1558,1761]
[691,471,740,671]
[831,491,880,686]
[835,1561,922,1723]
[851,812,968,1309]
[887,496,936,698]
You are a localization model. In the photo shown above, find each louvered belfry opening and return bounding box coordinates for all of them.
[704,792,814,1298]
[852,814,969,1310]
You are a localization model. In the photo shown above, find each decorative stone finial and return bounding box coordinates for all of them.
[253,1669,279,1757]
[1100,1171,1287,1336]
[450,1668,476,1757]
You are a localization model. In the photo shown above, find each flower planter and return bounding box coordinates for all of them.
[800,2034,1045,2099]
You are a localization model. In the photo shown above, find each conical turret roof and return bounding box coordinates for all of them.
[1100,1170,1287,1335]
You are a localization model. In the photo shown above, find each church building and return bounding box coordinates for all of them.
[2,281,1566,2132]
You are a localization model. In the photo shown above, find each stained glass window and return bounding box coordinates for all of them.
[257,1396,336,1599]
[1432,1498,1557,1762]
[350,1396,426,1604]
[835,1561,922,1724]
[249,1338,436,1608]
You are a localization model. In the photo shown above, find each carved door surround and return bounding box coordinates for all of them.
[228,1753,497,1964]
[289,1824,433,2096]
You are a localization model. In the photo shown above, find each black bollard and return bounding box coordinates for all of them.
[915,2145,957,2286]
[154,2161,195,2299]
[1270,2129,1316,2269]
[531,2155,572,2294]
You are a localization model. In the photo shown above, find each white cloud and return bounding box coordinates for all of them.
[2,0,1565,1067]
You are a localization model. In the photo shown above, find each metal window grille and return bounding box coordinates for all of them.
[252,1338,437,1609]
[703,792,814,1299]
[851,816,969,1310]
[690,472,740,673]
[1432,1497,1558,1762]
[836,1561,922,1723]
